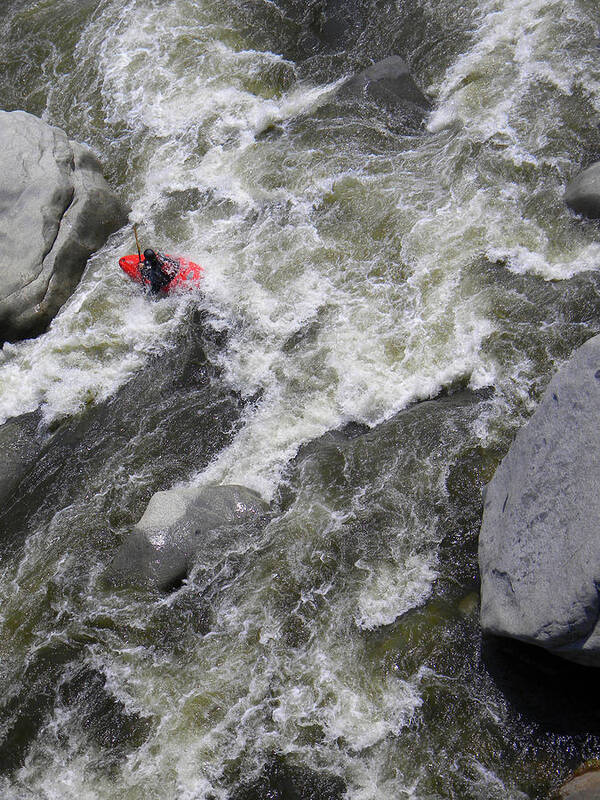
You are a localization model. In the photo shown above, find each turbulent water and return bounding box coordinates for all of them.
[2,0,600,797]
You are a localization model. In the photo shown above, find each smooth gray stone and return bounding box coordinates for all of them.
[0,110,128,343]
[479,333,600,666]
[108,485,270,591]
[339,56,431,113]
[565,161,600,219]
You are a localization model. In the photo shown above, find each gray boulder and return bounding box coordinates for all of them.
[338,56,431,115]
[286,56,431,137]
[479,333,600,666]
[0,110,128,343]
[565,161,600,219]
[108,485,270,591]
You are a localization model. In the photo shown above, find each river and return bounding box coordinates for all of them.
[1,0,600,797]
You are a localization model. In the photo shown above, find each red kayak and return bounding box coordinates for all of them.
[119,253,204,293]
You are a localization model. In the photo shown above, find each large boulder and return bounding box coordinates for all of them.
[479,333,600,666]
[107,485,270,591]
[565,161,600,219]
[0,110,128,343]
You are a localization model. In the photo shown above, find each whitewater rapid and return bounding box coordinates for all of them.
[1,0,600,797]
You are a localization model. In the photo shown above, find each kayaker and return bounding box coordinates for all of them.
[141,248,175,294]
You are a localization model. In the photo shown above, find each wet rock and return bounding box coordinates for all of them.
[0,110,129,343]
[0,410,44,508]
[479,333,600,666]
[107,484,270,591]
[554,765,600,799]
[298,55,431,137]
[565,161,600,219]
[338,56,431,117]
[266,0,430,115]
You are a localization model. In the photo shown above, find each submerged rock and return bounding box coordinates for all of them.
[338,56,431,117]
[0,640,81,773]
[302,55,431,136]
[302,0,370,52]
[108,484,270,591]
[57,665,152,762]
[0,640,150,771]
[0,110,128,343]
[0,639,151,773]
[479,333,600,666]
[565,161,600,219]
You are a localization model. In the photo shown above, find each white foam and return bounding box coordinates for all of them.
[428,0,600,145]
[0,242,193,425]
[355,555,438,631]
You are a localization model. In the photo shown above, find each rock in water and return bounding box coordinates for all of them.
[0,110,128,343]
[309,56,431,134]
[338,56,431,116]
[554,766,600,799]
[565,161,600,219]
[108,485,270,591]
[479,333,600,666]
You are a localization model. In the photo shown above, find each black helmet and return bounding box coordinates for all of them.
[144,248,157,263]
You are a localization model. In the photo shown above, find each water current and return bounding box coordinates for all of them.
[2,0,600,797]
